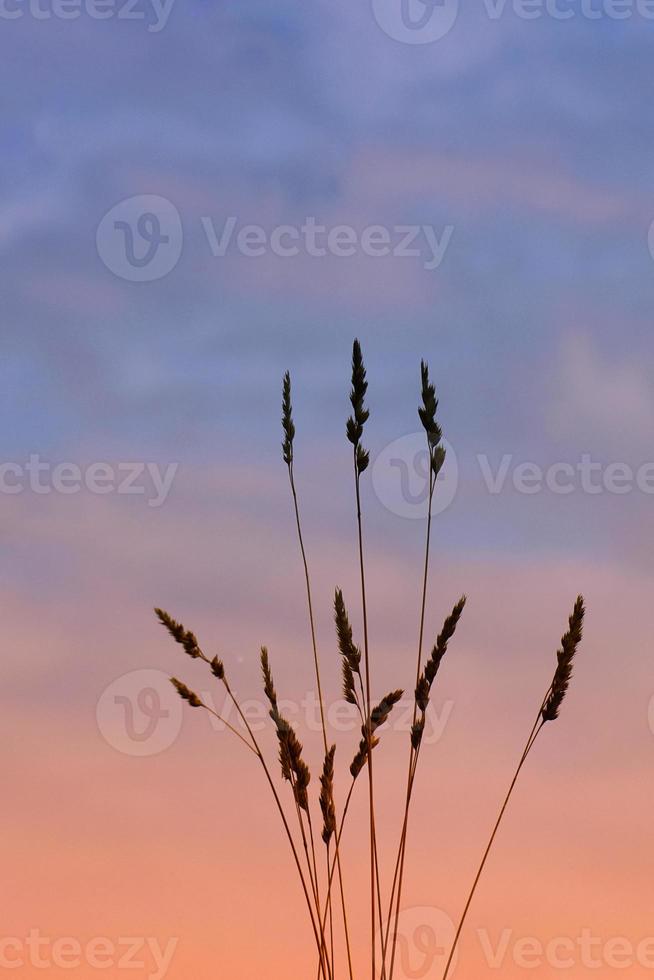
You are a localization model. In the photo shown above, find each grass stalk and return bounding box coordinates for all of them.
[284,371,354,980]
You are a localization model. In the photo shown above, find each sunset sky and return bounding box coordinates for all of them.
[3,2,654,978]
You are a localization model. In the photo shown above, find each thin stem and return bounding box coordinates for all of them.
[354,455,382,980]
[326,848,335,973]
[307,809,323,932]
[288,461,354,980]
[440,717,545,980]
[222,677,333,980]
[386,468,436,980]
[288,463,328,748]
[196,649,333,976]
[293,792,332,980]
[194,694,331,980]
[321,780,357,939]
[197,702,259,755]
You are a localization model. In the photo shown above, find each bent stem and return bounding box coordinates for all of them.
[224,676,334,980]
[320,779,357,940]
[191,686,332,980]
[440,714,545,980]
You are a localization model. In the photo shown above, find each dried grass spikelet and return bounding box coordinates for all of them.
[260,646,278,710]
[170,677,202,708]
[282,371,295,467]
[350,690,403,779]
[319,745,337,846]
[260,648,311,812]
[346,339,370,475]
[334,589,362,706]
[419,360,446,477]
[412,596,466,749]
[155,608,202,659]
[542,595,585,722]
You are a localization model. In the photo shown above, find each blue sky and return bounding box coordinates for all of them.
[2,1,654,567]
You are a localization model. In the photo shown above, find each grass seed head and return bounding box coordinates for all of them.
[542,595,586,723]
[170,677,202,708]
[155,608,202,660]
[282,371,295,467]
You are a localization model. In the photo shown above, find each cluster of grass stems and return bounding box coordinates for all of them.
[155,341,586,980]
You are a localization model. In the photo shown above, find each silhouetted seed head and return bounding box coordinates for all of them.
[346,340,370,469]
[273,715,293,784]
[369,690,404,733]
[413,597,466,749]
[210,656,225,680]
[350,691,403,779]
[262,651,311,812]
[542,596,585,723]
[155,608,202,659]
[431,445,446,478]
[356,444,370,474]
[319,745,337,846]
[272,716,310,811]
[350,735,380,780]
[282,371,295,467]
[419,361,441,441]
[423,596,467,690]
[342,660,358,706]
[415,677,430,713]
[418,360,446,476]
[170,677,202,708]
[411,717,425,750]
[260,647,278,712]
[293,757,311,813]
[334,589,362,674]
